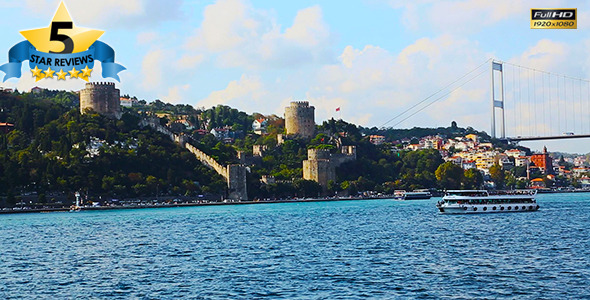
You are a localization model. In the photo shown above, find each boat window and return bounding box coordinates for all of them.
[445,191,488,197]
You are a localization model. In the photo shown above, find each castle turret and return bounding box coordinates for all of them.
[303,148,334,188]
[303,146,357,191]
[80,82,121,119]
[285,101,315,138]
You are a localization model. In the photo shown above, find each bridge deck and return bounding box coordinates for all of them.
[504,134,590,141]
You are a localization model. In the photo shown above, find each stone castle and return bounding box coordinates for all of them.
[303,146,357,189]
[285,101,315,138]
[80,82,121,119]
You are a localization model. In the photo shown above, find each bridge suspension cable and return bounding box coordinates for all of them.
[498,59,590,139]
[379,57,590,139]
[380,58,491,128]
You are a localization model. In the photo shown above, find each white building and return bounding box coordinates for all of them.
[252,118,268,135]
[120,97,137,108]
[505,149,526,158]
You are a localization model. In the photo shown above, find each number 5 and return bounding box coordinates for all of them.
[50,21,74,54]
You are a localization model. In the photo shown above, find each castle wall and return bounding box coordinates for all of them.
[285,101,315,138]
[80,82,121,119]
[142,116,248,200]
[252,144,267,157]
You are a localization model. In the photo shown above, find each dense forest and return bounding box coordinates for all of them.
[0,92,225,207]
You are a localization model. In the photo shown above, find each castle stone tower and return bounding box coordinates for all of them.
[80,82,121,119]
[285,101,315,138]
[303,148,334,188]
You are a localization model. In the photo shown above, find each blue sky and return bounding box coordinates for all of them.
[0,0,589,153]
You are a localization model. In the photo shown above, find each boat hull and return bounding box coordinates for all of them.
[438,203,540,214]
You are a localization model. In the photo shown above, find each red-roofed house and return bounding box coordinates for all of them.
[530,178,546,188]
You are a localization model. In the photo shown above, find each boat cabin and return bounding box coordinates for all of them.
[444,190,489,197]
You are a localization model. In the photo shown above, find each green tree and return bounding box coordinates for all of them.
[489,164,505,189]
[462,168,483,189]
[435,162,464,190]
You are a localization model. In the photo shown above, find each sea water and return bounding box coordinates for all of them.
[0,193,589,299]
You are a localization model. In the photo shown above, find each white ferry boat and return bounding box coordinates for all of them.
[436,190,539,214]
[394,189,432,200]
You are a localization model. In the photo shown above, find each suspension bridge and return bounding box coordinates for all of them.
[382,58,590,143]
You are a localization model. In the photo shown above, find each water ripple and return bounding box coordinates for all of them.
[0,193,589,298]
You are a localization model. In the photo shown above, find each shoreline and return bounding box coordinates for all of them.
[0,195,395,215]
[3,190,589,215]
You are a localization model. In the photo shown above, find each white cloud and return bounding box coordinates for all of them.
[283,6,330,48]
[161,84,191,104]
[184,0,334,70]
[197,74,268,111]
[387,0,561,32]
[511,39,569,74]
[174,54,205,70]
[306,35,490,129]
[140,49,169,91]
[186,0,259,52]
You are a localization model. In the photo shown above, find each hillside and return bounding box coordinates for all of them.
[0,92,225,207]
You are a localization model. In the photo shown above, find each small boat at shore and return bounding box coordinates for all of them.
[436,190,539,214]
[394,189,432,200]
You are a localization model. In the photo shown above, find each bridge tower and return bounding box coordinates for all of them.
[490,61,505,139]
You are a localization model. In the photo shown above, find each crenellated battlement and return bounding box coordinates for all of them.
[290,101,310,107]
[85,82,116,88]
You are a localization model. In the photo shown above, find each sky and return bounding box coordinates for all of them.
[0,0,589,153]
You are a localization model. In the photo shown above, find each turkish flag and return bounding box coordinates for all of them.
[336,107,340,112]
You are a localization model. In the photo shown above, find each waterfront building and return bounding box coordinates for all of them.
[530,146,553,175]
[573,167,590,178]
[530,178,546,188]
